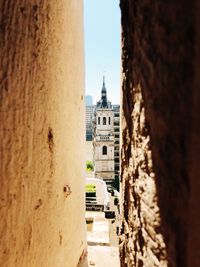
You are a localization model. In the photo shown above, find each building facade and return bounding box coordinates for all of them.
[113,105,120,185]
[86,104,95,141]
[93,78,115,183]
[85,95,93,106]
[85,95,94,141]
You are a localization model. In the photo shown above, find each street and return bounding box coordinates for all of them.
[85,194,120,267]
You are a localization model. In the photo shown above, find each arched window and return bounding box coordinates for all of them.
[103,117,106,125]
[109,117,111,124]
[98,117,100,124]
[102,146,107,155]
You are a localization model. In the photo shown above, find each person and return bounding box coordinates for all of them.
[116,213,121,235]
[114,197,120,213]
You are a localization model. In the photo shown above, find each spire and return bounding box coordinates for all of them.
[103,75,105,87]
[102,75,106,91]
[101,75,107,100]
[96,76,111,108]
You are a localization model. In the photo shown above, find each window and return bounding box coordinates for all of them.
[98,117,100,124]
[103,117,106,125]
[109,117,111,124]
[102,146,107,155]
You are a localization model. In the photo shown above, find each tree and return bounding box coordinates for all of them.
[86,160,94,171]
[112,175,120,191]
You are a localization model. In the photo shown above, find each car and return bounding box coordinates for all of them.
[107,185,114,194]
[113,189,120,198]
[107,185,119,197]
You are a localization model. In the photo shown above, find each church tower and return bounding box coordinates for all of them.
[93,77,115,183]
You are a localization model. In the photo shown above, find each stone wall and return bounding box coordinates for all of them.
[119,0,200,266]
[0,1,86,267]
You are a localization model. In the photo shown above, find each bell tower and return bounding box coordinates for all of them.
[93,77,115,184]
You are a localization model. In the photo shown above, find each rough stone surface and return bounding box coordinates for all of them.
[0,1,86,267]
[119,0,200,266]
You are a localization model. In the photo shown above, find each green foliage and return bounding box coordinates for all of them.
[86,160,94,171]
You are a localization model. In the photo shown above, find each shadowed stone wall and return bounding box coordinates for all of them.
[0,1,86,266]
[119,0,200,266]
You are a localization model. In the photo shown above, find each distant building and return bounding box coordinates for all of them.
[86,105,95,141]
[93,77,115,184]
[85,95,93,106]
[85,95,94,141]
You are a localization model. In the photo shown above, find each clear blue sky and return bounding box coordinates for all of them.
[84,0,121,105]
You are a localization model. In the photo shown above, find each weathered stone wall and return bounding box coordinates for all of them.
[120,0,200,266]
[0,1,86,267]
[188,1,200,265]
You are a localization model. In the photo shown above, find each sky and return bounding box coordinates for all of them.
[84,0,121,105]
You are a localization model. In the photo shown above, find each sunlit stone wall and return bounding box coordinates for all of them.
[120,0,200,266]
[0,1,86,266]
